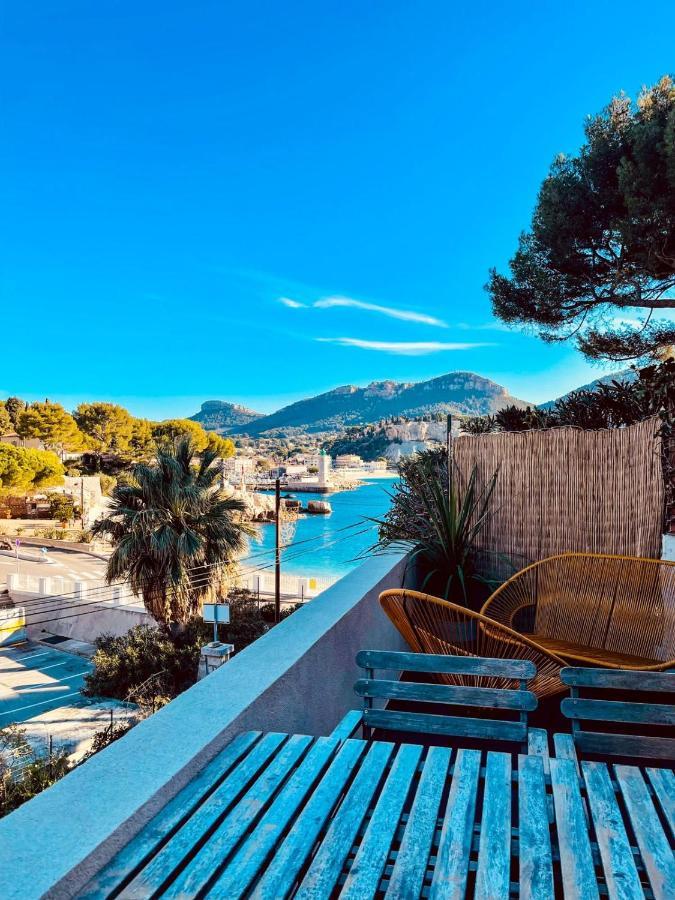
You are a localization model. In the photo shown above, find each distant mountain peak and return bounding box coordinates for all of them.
[539,369,635,408]
[190,400,263,433]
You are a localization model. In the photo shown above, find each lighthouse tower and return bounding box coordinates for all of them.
[317,450,331,488]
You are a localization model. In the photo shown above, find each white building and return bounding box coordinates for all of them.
[334,454,363,469]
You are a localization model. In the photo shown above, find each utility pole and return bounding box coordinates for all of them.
[446,414,453,498]
[274,478,281,624]
[80,477,85,530]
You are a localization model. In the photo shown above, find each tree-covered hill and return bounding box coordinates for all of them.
[202,372,530,436]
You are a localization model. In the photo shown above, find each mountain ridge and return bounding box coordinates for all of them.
[539,369,635,409]
[192,371,532,436]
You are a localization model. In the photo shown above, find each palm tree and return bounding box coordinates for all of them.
[92,438,253,632]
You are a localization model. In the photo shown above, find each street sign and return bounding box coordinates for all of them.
[202,603,230,624]
[202,602,230,642]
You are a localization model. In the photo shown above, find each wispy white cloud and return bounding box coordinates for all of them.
[314,295,447,327]
[611,315,648,330]
[317,337,493,355]
[279,296,307,309]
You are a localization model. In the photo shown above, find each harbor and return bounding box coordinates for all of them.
[241,475,397,583]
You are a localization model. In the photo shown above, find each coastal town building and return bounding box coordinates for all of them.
[334,453,363,468]
[0,431,45,451]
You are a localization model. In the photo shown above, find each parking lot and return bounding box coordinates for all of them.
[0,643,93,727]
[0,642,135,757]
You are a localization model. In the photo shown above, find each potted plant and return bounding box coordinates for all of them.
[370,448,501,613]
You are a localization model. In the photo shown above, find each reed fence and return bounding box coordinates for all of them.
[454,416,665,574]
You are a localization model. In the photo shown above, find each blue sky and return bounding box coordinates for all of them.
[2,2,674,419]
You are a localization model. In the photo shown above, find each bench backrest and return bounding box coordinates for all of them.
[355,650,537,746]
[560,667,675,761]
[532,554,675,661]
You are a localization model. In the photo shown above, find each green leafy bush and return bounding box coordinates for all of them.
[83,625,202,702]
[48,494,78,523]
[371,448,499,606]
[83,589,298,703]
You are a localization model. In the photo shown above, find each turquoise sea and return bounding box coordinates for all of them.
[243,476,398,580]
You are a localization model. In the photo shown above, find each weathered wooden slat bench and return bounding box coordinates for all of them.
[558,666,675,762]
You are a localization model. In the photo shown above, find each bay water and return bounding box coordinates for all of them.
[243,476,397,580]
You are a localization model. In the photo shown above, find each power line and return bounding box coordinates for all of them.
[15,518,371,614]
[13,518,378,625]
[21,525,377,627]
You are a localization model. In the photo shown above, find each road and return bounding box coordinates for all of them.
[0,546,107,591]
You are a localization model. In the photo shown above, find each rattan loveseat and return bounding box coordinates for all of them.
[481,552,675,671]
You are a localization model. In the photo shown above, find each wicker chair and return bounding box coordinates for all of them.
[481,553,675,671]
[379,589,567,699]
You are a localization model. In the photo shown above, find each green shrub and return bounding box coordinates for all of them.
[0,725,71,818]
[371,449,500,606]
[83,589,296,703]
[83,625,201,702]
[48,494,77,523]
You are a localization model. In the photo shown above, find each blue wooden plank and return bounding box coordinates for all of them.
[518,754,554,900]
[527,727,550,775]
[118,732,288,899]
[355,677,538,710]
[80,730,262,899]
[330,709,363,741]
[206,737,340,899]
[581,762,643,900]
[429,748,481,900]
[357,649,535,679]
[550,757,599,900]
[574,731,675,761]
[163,734,313,897]
[646,767,675,841]
[364,707,527,743]
[250,739,367,900]
[294,741,395,899]
[553,732,578,765]
[562,697,675,726]
[385,746,452,899]
[615,765,675,900]
[340,743,423,899]
[561,668,675,692]
[475,751,512,900]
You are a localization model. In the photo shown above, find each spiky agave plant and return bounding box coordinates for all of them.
[371,449,499,606]
[92,438,254,633]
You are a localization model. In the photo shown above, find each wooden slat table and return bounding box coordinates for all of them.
[84,731,675,899]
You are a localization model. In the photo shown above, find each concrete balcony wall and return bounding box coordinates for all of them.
[0,552,406,900]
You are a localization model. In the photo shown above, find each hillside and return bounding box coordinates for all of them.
[190,401,264,433]
[325,419,448,461]
[539,369,635,409]
[217,372,530,436]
